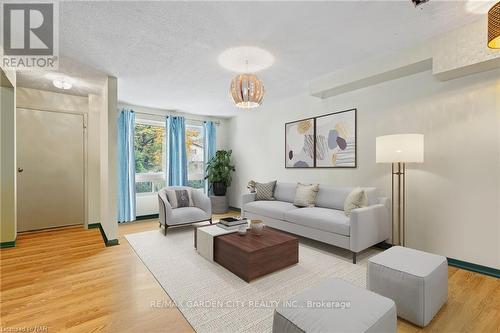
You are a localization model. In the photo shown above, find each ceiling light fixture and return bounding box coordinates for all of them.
[53,78,73,90]
[219,47,271,109]
[488,1,500,48]
[218,46,274,73]
[465,0,496,14]
[230,72,265,109]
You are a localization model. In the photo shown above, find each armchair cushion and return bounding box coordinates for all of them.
[169,207,210,225]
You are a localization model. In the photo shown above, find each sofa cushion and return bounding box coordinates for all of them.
[274,182,297,203]
[244,200,298,220]
[284,207,350,236]
[315,186,377,210]
[169,207,210,225]
[315,187,353,210]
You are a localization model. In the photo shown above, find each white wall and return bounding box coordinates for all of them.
[99,77,119,241]
[119,103,230,217]
[227,69,500,268]
[88,94,101,224]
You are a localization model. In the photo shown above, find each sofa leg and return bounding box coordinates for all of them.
[164,225,168,236]
[352,252,357,264]
[209,218,213,225]
[159,222,161,228]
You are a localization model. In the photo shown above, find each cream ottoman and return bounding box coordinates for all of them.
[367,246,448,327]
[273,278,396,333]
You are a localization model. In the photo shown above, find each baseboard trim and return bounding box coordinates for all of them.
[372,242,499,278]
[229,206,241,212]
[0,240,16,248]
[447,258,499,279]
[135,214,159,221]
[88,223,119,247]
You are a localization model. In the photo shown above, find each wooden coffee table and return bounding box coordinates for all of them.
[214,227,299,282]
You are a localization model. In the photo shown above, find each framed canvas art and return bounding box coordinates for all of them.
[285,118,315,168]
[315,109,357,168]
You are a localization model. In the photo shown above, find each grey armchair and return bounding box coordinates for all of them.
[158,186,212,235]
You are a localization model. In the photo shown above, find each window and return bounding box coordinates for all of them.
[134,119,166,194]
[186,124,205,189]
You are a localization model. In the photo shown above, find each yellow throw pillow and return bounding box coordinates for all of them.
[344,188,368,216]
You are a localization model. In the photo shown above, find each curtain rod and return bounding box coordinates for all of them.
[132,110,221,126]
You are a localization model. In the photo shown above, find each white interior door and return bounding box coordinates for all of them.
[17,108,85,232]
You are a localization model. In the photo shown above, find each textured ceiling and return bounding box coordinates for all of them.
[17,1,490,117]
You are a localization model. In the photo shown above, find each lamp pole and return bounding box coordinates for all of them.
[391,162,406,246]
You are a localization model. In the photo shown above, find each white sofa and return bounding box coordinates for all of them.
[242,182,390,263]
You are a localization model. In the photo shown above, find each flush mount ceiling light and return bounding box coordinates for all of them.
[53,78,72,90]
[466,0,496,14]
[488,1,500,48]
[218,46,274,73]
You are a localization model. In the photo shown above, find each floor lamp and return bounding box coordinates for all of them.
[376,134,424,246]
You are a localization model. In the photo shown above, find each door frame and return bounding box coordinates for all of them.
[16,107,88,230]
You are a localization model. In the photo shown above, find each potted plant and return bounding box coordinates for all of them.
[205,150,236,196]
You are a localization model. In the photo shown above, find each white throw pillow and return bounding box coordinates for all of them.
[293,183,320,207]
[344,188,368,216]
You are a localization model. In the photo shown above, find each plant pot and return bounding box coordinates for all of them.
[212,182,227,196]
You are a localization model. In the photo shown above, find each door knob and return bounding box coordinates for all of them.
[18,168,23,173]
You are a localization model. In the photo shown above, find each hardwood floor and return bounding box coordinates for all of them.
[1,214,498,333]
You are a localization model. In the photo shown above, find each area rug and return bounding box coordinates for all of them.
[125,226,379,333]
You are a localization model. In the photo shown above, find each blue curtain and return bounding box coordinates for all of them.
[167,116,188,186]
[203,121,217,193]
[117,109,136,222]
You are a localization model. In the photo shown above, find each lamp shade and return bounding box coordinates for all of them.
[230,73,265,108]
[376,134,424,163]
[488,1,500,49]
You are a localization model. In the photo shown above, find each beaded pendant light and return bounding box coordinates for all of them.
[230,73,265,108]
[488,1,500,48]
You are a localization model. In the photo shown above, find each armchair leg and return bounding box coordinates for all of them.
[159,222,161,228]
[209,218,212,225]
[164,225,168,236]
[352,252,357,264]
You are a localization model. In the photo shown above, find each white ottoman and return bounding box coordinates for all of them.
[367,246,448,327]
[273,278,397,333]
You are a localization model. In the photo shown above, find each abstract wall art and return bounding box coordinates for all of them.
[285,118,315,168]
[315,109,357,168]
[285,109,357,168]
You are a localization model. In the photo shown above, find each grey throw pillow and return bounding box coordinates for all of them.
[294,183,320,207]
[255,181,277,201]
[166,189,194,209]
